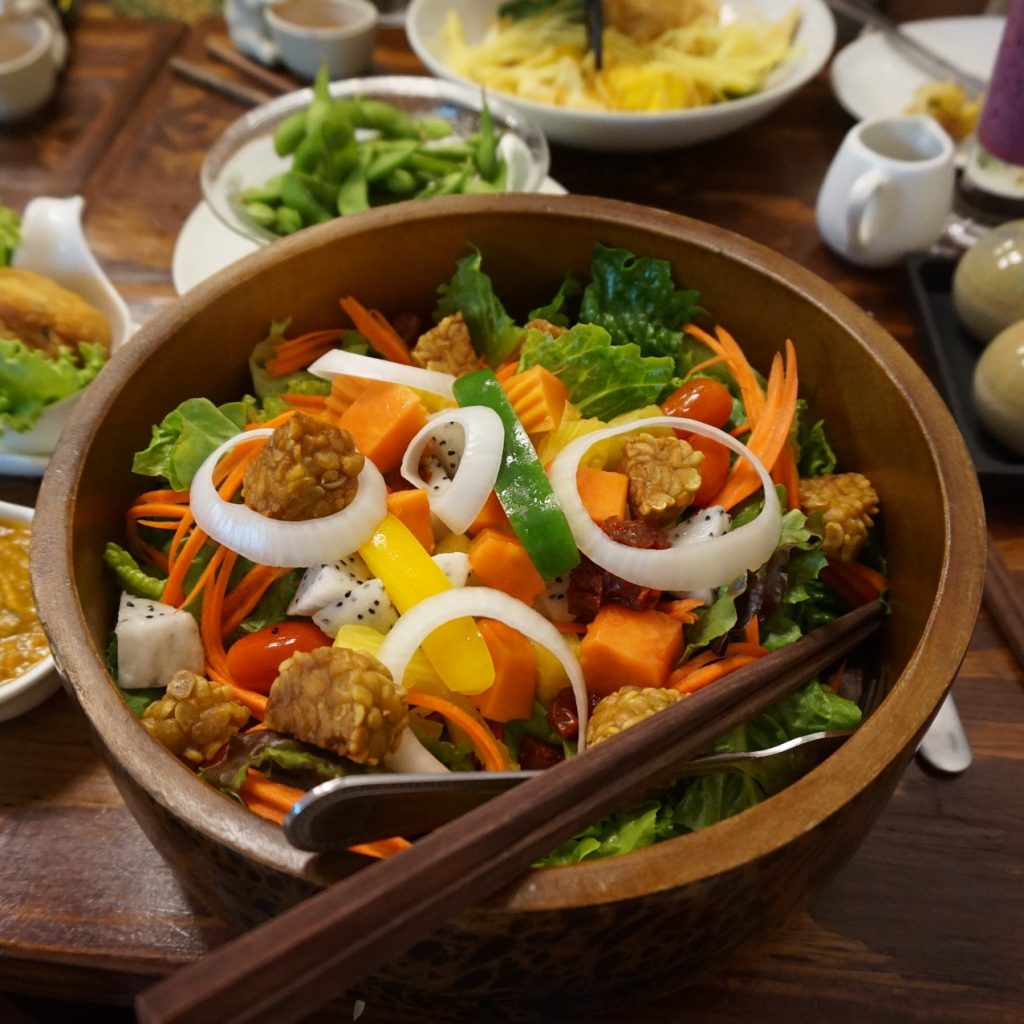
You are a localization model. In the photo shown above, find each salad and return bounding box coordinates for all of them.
[105,243,885,864]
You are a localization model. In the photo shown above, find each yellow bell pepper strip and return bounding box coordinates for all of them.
[357,514,495,695]
[452,369,580,579]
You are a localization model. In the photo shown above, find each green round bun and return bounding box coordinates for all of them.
[953,219,1024,344]
[973,319,1024,457]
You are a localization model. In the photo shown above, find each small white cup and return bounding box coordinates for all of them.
[816,115,956,268]
[0,8,66,124]
[265,0,378,81]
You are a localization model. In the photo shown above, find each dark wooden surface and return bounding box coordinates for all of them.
[1,5,1022,1023]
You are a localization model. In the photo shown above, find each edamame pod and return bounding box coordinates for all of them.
[273,110,308,157]
[281,172,333,226]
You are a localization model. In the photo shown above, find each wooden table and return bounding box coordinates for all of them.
[2,6,1022,1023]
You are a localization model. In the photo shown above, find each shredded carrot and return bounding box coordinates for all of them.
[349,837,412,859]
[247,410,298,431]
[772,440,802,511]
[406,688,507,772]
[240,772,411,856]
[221,566,292,638]
[821,560,886,607]
[667,648,721,685]
[709,340,799,511]
[265,329,340,377]
[494,358,519,382]
[743,614,760,647]
[163,525,209,607]
[280,393,329,411]
[135,488,190,505]
[127,502,190,522]
[827,658,847,694]
[201,547,239,682]
[724,641,769,658]
[340,295,414,365]
[685,354,728,377]
[671,654,757,694]
[181,542,230,611]
[684,323,766,424]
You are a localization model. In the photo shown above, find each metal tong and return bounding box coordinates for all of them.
[585,0,604,70]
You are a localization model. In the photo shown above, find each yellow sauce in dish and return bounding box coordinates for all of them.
[0,517,49,687]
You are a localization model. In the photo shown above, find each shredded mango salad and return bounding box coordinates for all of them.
[439,0,802,113]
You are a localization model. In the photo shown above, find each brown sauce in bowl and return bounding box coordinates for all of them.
[0,517,49,686]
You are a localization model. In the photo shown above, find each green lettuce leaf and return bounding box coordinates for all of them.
[0,202,20,266]
[579,243,703,373]
[0,339,106,434]
[132,396,255,489]
[797,414,837,477]
[435,250,522,366]
[518,323,674,420]
[528,275,582,327]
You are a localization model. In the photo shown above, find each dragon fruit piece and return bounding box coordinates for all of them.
[670,506,731,545]
[115,591,204,690]
[534,572,574,623]
[288,553,372,616]
[313,578,399,637]
[427,419,466,477]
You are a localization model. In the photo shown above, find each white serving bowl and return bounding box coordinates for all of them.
[0,500,59,723]
[1,196,133,476]
[201,74,551,246]
[406,0,836,152]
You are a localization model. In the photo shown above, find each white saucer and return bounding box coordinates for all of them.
[172,177,569,295]
[830,16,1004,124]
[0,451,50,478]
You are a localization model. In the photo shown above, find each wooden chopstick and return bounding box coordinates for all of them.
[204,34,298,96]
[985,532,1024,671]
[169,57,275,108]
[134,601,883,1024]
[585,0,604,70]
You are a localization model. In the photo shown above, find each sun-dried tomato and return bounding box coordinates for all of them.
[601,515,672,549]
[566,555,663,621]
[518,733,564,770]
[547,686,601,740]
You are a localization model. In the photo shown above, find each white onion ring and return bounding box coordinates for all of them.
[190,429,388,568]
[308,349,456,399]
[548,416,782,592]
[399,407,505,535]
[377,587,590,752]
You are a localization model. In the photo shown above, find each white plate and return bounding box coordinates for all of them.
[406,0,836,152]
[172,176,569,295]
[830,16,1005,124]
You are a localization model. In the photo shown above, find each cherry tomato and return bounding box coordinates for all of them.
[226,620,331,694]
[662,378,733,429]
[687,433,731,507]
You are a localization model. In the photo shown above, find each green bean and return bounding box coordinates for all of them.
[304,65,335,138]
[416,116,455,140]
[366,139,420,183]
[383,168,417,195]
[243,201,279,230]
[274,205,303,235]
[349,99,419,139]
[475,95,500,183]
[421,142,477,162]
[337,163,370,215]
[239,174,285,205]
[291,171,338,210]
[293,130,329,176]
[409,151,468,177]
[273,110,308,157]
[281,172,333,226]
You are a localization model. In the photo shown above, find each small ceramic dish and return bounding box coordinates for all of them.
[0,500,59,723]
[201,75,551,246]
[406,0,836,152]
[264,0,379,81]
[1,195,133,477]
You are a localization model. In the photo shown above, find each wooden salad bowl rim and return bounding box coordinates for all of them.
[33,194,986,913]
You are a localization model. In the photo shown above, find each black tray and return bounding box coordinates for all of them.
[905,253,1023,498]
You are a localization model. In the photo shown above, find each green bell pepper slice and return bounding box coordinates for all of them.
[452,369,579,580]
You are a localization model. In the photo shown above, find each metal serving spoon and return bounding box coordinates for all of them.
[285,729,856,851]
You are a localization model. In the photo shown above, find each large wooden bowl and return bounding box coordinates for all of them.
[33,195,985,1020]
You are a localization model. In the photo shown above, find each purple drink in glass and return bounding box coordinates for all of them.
[978,0,1024,166]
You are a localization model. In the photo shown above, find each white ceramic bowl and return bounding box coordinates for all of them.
[201,75,552,246]
[0,500,59,723]
[406,0,836,152]
[1,196,133,476]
